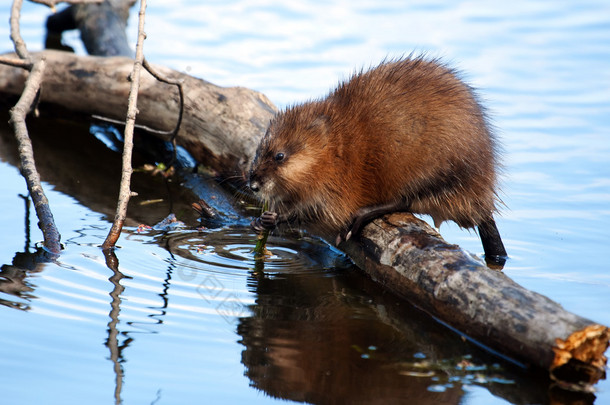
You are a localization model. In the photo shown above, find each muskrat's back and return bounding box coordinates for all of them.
[249,56,506,261]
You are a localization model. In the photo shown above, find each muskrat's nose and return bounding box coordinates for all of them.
[249,180,260,193]
[249,171,262,193]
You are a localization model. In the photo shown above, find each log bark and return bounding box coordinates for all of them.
[0,51,607,388]
[0,50,277,181]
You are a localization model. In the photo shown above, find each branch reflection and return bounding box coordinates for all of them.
[103,249,132,405]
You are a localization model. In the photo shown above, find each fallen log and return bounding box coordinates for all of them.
[339,213,608,390]
[0,50,607,388]
[0,50,277,180]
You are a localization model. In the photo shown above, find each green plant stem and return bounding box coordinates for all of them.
[253,201,270,259]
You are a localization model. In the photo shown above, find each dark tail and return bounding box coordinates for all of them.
[477,217,507,267]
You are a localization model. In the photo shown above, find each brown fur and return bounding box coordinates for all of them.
[249,56,503,250]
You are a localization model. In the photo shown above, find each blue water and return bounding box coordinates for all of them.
[1,1,609,404]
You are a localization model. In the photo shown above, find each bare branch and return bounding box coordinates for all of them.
[8,56,62,254]
[7,0,62,253]
[101,0,147,250]
[0,55,32,69]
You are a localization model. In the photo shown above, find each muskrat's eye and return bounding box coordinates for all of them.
[274,152,285,162]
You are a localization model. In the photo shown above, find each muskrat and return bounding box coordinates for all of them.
[249,56,507,263]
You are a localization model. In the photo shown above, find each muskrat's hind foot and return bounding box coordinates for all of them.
[477,217,507,268]
[251,211,278,233]
[336,200,410,245]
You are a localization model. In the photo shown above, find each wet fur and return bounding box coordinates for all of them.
[249,56,505,256]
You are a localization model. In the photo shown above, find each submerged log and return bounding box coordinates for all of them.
[0,50,607,388]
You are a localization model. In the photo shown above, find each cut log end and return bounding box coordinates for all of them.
[551,324,609,390]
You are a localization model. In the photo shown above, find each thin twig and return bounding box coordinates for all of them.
[0,55,32,69]
[142,58,184,143]
[91,114,177,137]
[141,58,185,165]
[101,0,147,250]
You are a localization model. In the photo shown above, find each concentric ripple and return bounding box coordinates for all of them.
[158,226,353,277]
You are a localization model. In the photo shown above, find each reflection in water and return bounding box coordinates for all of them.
[0,194,59,310]
[102,248,178,405]
[103,250,130,405]
[0,249,43,310]
[237,269,566,405]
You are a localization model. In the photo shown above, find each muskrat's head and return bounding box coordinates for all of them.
[249,104,332,212]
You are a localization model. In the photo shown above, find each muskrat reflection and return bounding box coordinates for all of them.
[237,270,547,405]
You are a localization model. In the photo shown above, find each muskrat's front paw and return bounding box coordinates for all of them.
[260,211,278,228]
[251,211,278,233]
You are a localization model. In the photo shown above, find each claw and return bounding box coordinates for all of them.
[335,228,352,246]
[337,200,411,245]
[250,218,266,233]
[335,217,362,247]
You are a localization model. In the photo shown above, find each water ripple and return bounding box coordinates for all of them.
[159,227,352,277]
